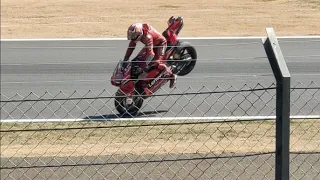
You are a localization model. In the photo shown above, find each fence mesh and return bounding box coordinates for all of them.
[1,81,319,180]
[289,81,320,180]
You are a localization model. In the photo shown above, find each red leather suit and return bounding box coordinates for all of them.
[123,24,170,71]
[121,17,183,92]
[124,24,167,61]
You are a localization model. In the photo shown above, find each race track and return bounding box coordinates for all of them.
[1,37,320,180]
[1,37,320,119]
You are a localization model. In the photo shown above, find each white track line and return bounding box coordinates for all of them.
[0,74,263,84]
[1,115,319,123]
[1,36,320,41]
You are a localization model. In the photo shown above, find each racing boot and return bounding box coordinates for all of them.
[169,74,177,88]
[168,65,177,88]
[155,61,177,88]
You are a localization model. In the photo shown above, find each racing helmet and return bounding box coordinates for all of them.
[127,23,143,42]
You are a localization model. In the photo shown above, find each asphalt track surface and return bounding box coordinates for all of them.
[1,38,320,179]
[1,38,320,119]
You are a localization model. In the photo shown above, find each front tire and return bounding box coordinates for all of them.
[173,41,197,76]
[114,90,144,117]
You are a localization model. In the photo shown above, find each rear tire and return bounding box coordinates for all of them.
[173,41,197,76]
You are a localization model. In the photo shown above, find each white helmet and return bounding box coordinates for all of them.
[127,23,143,42]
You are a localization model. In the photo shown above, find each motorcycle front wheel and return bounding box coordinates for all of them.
[114,90,144,116]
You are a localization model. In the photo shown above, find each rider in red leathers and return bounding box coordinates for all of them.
[121,21,177,93]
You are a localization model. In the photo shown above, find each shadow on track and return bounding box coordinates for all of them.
[82,110,168,121]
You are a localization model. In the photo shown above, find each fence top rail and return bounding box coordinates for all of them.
[265,28,291,79]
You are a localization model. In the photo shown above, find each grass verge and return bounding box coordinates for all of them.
[1,119,319,157]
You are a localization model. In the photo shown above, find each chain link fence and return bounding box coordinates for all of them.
[1,81,319,179]
[289,81,320,180]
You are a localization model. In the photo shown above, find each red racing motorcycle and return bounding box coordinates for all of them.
[111,17,197,116]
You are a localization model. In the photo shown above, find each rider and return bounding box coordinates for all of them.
[121,21,177,92]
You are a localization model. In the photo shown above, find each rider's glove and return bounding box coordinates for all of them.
[121,61,129,72]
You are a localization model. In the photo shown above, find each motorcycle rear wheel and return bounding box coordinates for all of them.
[173,41,197,76]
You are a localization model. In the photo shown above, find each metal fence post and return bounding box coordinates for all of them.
[262,28,291,180]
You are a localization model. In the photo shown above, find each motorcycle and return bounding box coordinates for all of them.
[110,17,197,116]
